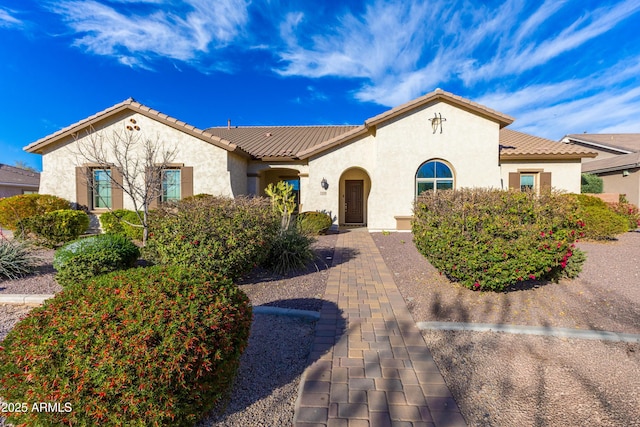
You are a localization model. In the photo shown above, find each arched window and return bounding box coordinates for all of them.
[416,160,454,196]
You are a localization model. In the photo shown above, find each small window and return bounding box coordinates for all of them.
[283,178,300,212]
[520,174,535,192]
[93,169,112,209]
[162,169,181,202]
[416,160,454,196]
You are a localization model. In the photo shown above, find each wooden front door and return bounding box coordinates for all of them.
[345,180,364,223]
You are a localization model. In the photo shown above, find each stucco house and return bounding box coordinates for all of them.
[24,89,596,231]
[0,163,40,198]
[561,134,640,207]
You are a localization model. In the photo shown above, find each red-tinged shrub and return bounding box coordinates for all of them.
[144,195,279,280]
[607,201,640,231]
[0,266,252,426]
[0,194,70,230]
[573,194,629,240]
[413,189,584,291]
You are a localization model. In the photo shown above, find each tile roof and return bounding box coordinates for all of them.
[24,98,250,157]
[582,151,640,173]
[564,134,640,153]
[0,164,40,187]
[500,129,598,159]
[204,125,358,159]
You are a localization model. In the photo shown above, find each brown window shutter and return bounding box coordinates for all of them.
[540,172,552,192]
[76,167,90,209]
[508,172,519,190]
[111,168,124,210]
[181,166,193,199]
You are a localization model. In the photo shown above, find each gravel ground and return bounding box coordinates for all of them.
[373,230,640,427]
[0,233,335,427]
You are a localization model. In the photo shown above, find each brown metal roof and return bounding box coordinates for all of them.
[564,134,640,153]
[500,129,598,160]
[582,151,640,173]
[0,164,40,188]
[24,98,250,158]
[204,125,358,159]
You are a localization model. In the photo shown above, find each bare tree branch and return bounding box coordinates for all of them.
[68,120,178,245]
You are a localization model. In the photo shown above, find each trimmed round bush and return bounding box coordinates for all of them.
[574,195,628,240]
[297,211,333,235]
[99,209,144,241]
[0,194,70,230]
[17,209,89,247]
[54,234,140,287]
[0,266,252,426]
[145,195,279,280]
[413,189,584,291]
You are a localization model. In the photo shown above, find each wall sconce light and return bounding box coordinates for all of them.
[429,113,447,134]
[321,178,329,190]
[623,170,629,177]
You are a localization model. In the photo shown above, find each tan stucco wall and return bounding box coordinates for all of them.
[499,160,583,194]
[306,100,502,230]
[598,168,640,207]
[39,111,244,208]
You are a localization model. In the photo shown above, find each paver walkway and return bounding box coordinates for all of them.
[295,229,467,427]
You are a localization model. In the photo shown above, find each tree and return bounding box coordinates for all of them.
[581,173,603,194]
[71,120,177,245]
[13,161,39,173]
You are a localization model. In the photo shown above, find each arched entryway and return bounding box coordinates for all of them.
[339,167,371,226]
[261,168,302,211]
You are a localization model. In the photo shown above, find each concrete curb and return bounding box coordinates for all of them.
[417,321,640,343]
[253,306,320,322]
[0,294,55,305]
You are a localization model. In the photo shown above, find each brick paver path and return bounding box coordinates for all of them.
[295,229,467,427]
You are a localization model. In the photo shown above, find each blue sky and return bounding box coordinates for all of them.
[2,0,640,171]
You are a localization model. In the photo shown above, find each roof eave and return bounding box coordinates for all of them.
[364,89,515,129]
[583,163,640,174]
[563,136,634,154]
[500,153,597,161]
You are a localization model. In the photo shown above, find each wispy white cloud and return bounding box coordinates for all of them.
[48,0,249,68]
[274,0,640,109]
[0,7,23,28]
[480,59,640,138]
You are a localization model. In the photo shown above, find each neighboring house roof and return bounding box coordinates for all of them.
[0,163,40,188]
[582,151,640,174]
[499,129,598,160]
[205,125,359,159]
[23,98,251,158]
[563,134,640,154]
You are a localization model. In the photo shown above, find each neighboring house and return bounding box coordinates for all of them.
[0,163,40,198]
[561,134,640,206]
[24,89,596,231]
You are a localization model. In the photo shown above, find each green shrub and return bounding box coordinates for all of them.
[574,195,629,240]
[144,195,279,280]
[297,211,333,235]
[54,234,140,287]
[413,189,584,291]
[100,209,144,241]
[0,194,70,230]
[581,173,603,194]
[607,201,640,230]
[0,266,252,426]
[17,209,89,247]
[263,228,315,275]
[0,239,37,280]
